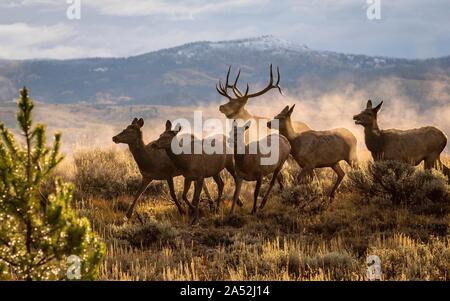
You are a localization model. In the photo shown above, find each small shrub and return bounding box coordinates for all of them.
[111,219,178,248]
[279,250,355,280]
[281,180,326,214]
[214,214,247,228]
[368,234,450,280]
[199,229,233,247]
[348,161,450,211]
[73,149,141,199]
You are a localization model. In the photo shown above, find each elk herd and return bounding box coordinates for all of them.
[113,64,450,224]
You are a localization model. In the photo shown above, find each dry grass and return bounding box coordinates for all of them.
[46,150,450,280]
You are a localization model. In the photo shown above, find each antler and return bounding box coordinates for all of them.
[216,66,235,100]
[245,64,283,99]
[216,64,282,101]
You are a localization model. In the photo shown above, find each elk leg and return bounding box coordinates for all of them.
[166,177,186,215]
[277,173,285,191]
[213,174,224,212]
[252,177,262,214]
[202,181,214,209]
[297,167,314,184]
[230,177,243,215]
[182,178,194,212]
[226,168,244,207]
[126,178,152,219]
[259,168,280,210]
[190,178,204,225]
[330,163,345,198]
[424,154,439,170]
[438,158,450,183]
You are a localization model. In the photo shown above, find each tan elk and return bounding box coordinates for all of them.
[154,120,235,224]
[268,105,358,197]
[112,118,187,218]
[353,100,450,180]
[216,64,311,134]
[112,118,225,219]
[229,120,291,214]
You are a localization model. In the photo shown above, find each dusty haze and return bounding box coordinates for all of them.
[0,81,449,159]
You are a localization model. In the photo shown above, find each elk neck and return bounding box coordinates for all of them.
[280,117,298,142]
[233,132,246,167]
[363,120,384,156]
[128,134,149,170]
[234,108,253,120]
[163,137,190,173]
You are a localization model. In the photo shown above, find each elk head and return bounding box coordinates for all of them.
[154,120,182,149]
[353,100,383,127]
[217,64,283,119]
[267,105,295,133]
[112,118,144,145]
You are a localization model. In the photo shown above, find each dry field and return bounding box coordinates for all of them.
[46,149,450,281]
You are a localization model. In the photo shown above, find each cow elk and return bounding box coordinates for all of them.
[229,120,291,214]
[112,118,188,218]
[154,120,236,224]
[217,64,311,134]
[353,100,450,181]
[268,105,358,197]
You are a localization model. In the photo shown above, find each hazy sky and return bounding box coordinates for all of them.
[0,0,449,60]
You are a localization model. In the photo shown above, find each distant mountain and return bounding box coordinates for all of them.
[0,36,449,106]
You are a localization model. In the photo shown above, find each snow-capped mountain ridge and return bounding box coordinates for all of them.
[207,35,311,52]
[0,36,449,106]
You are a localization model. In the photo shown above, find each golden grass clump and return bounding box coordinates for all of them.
[73,149,142,199]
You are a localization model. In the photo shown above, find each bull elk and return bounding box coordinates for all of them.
[268,105,358,197]
[229,120,291,214]
[217,64,297,190]
[154,120,237,224]
[353,100,450,180]
[216,64,311,134]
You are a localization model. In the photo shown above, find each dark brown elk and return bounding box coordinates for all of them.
[268,105,358,197]
[353,100,450,181]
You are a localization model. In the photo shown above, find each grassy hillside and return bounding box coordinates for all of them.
[42,149,450,280]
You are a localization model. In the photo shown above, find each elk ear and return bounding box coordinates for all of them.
[173,123,182,134]
[244,120,252,131]
[373,101,383,113]
[280,105,289,115]
[132,118,138,125]
[137,118,144,128]
[165,120,172,131]
[366,100,373,109]
[288,104,296,116]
